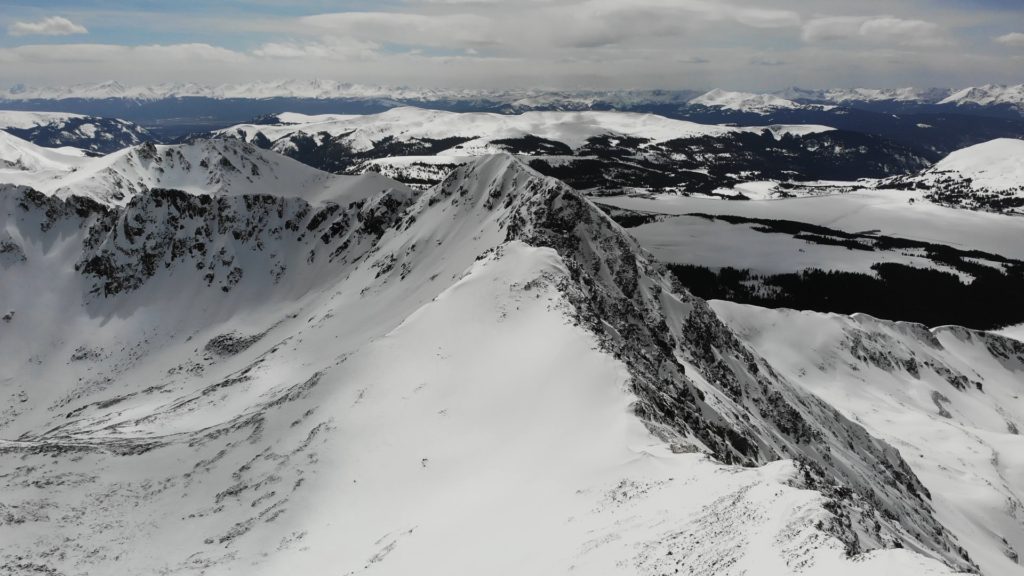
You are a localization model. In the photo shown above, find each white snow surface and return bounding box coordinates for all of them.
[713,302,1024,575]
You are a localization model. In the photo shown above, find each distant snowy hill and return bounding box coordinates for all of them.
[882,138,1024,214]
[215,107,934,191]
[690,89,815,113]
[0,109,151,153]
[0,141,996,574]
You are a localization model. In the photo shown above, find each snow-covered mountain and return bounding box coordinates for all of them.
[0,138,1001,574]
[690,89,815,113]
[215,107,934,192]
[882,138,1024,214]
[940,84,1024,112]
[0,110,152,153]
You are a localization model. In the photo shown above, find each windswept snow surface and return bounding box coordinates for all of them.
[0,151,971,574]
[714,302,1024,575]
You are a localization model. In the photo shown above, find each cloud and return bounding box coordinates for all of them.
[252,38,380,60]
[995,32,1024,47]
[802,16,946,47]
[299,12,493,48]
[8,16,88,37]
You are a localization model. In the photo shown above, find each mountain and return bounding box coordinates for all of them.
[0,140,997,574]
[940,84,1024,112]
[882,138,1024,214]
[216,107,933,192]
[690,89,815,113]
[0,110,152,153]
[780,87,954,106]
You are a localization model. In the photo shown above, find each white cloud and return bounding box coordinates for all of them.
[8,16,88,37]
[299,12,493,48]
[995,32,1024,48]
[802,16,945,47]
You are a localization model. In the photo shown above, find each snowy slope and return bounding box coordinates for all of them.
[0,130,88,174]
[928,138,1024,192]
[0,149,977,574]
[882,138,1024,214]
[714,302,1024,575]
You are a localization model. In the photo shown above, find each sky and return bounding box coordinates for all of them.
[0,0,1021,90]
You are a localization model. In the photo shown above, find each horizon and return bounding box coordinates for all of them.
[0,1,1021,90]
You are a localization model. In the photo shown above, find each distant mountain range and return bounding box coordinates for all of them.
[2,80,1022,112]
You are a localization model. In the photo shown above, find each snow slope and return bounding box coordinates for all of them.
[0,150,977,574]
[714,302,1024,575]
[928,138,1024,192]
[0,130,88,174]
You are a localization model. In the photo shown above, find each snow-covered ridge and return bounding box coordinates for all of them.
[0,134,400,206]
[690,89,807,112]
[939,84,1024,109]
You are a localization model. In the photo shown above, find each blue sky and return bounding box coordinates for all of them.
[0,0,1020,89]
